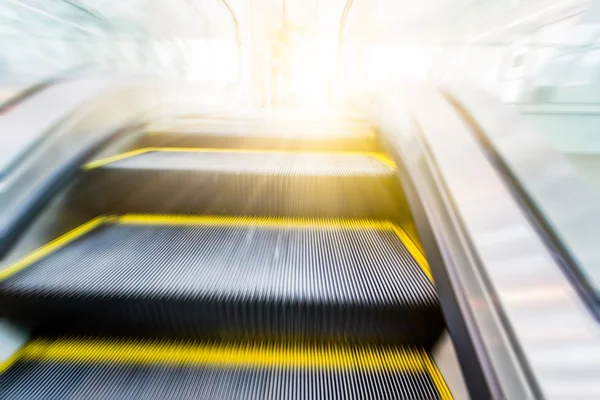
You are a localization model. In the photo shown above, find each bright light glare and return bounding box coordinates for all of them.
[153,38,237,84]
[365,44,433,86]
[334,43,436,105]
[187,39,237,84]
[287,38,336,107]
[283,40,435,108]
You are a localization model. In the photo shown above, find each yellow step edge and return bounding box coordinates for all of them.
[0,215,432,283]
[0,348,24,375]
[0,217,109,281]
[423,352,454,400]
[118,214,393,230]
[389,224,433,282]
[17,338,426,372]
[83,148,150,170]
[1,338,451,398]
[83,147,396,170]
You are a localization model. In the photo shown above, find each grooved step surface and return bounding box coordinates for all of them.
[98,151,394,176]
[0,362,439,400]
[138,129,380,151]
[2,224,433,304]
[0,219,442,344]
[0,338,449,399]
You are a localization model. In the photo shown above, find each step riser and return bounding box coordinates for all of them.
[1,297,444,348]
[72,171,406,219]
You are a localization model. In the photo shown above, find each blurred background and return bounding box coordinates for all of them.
[2,0,599,187]
[2,0,598,106]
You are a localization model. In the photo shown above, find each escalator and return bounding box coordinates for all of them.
[0,119,452,399]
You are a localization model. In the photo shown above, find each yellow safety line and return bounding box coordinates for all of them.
[18,338,425,373]
[0,348,24,374]
[83,148,150,169]
[7,338,452,398]
[0,217,108,281]
[370,153,397,169]
[423,352,453,400]
[119,214,393,230]
[83,147,396,170]
[389,223,433,282]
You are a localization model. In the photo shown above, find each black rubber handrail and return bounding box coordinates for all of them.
[443,89,600,319]
[0,65,88,114]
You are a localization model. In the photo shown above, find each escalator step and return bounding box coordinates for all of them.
[72,149,405,219]
[137,120,379,151]
[0,338,451,399]
[0,215,443,346]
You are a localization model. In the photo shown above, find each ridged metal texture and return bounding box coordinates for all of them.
[1,362,438,400]
[0,221,442,346]
[0,338,446,399]
[72,151,405,219]
[137,132,380,152]
[107,151,391,175]
[137,121,380,151]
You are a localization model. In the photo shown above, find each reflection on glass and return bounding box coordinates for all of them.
[0,0,239,104]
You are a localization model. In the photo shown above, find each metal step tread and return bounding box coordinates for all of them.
[137,120,379,151]
[0,215,433,305]
[137,133,380,152]
[0,215,441,344]
[85,148,395,175]
[0,337,452,399]
[144,118,374,137]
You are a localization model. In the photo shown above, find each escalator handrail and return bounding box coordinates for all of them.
[0,75,155,260]
[380,84,600,399]
[443,87,600,314]
[0,64,89,114]
[378,84,543,399]
[0,74,135,179]
[0,74,230,261]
